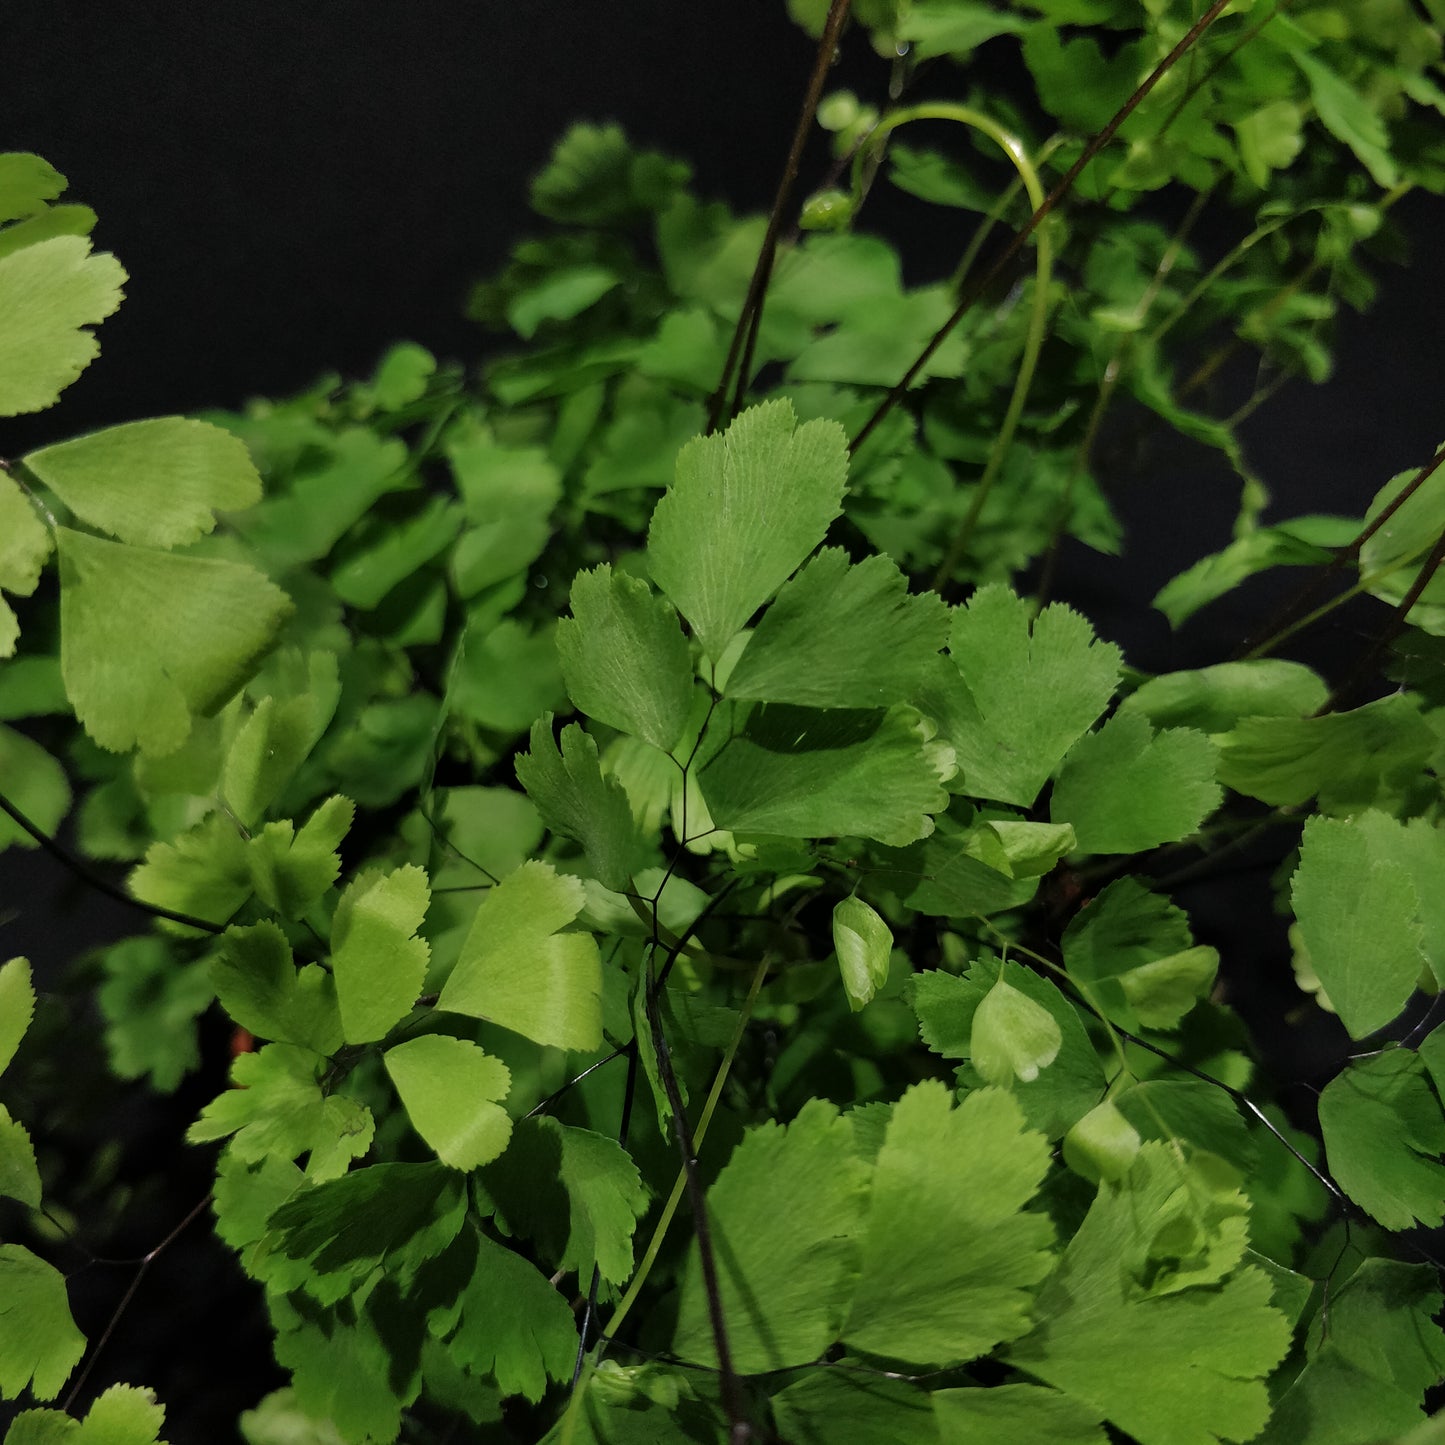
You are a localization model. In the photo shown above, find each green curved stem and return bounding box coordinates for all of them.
[847,105,1053,593]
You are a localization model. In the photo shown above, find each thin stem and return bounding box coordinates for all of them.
[850,0,1235,455]
[0,788,224,935]
[707,0,853,432]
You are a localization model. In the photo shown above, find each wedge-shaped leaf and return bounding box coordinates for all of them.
[0,153,66,223]
[0,472,52,656]
[515,717,644,890]
[246,795,354,920]
[384,1034,512,1171]
[128,814,253,932]
[933,1384,1107,1444]
[97,937,212,1091]
[1215,694,1435,816]
[648,399,848,662]
[478,1115,649,1290]
[0,1245,85,1401]
[57,527,293,757]
[945,586,1120,806]
[224,653,341,827]
[330,864,430,1044]
[6,1383,169,1445]
[1291,815,1426,1038]
[266,1162,467,1306]
[555,564,693,751]
[1007,1146,1292,1445]
[1120,659,1327,734]
[1062,879,1214,1031]
[844,1083,1054,1366]
[1063,1100,1143,1184]
[988,820,1077,878]
[769,1371,938,1445]
[833,895,893,1011]
[189,1043,373,1182]
[1259,1259,1445,1445]
[1051,713,1220,855]
[0,958,34,1077]
[1319,1051,1445,1230]
[1293,51,1398,188]
[429,1227,577,1403]
[0,234,125,415]
[211,921,344,1056]
[0,724,70,853]
[673,1099,871,1374]
[0,1104,41,1208]
[329,495,462,608]
[438,860,602,1052]
[700,703,949,846]
[912,963,1106,1140]
[1152,517,1354,628]
[24,417,262,548]
[530,121,689,225]
[725,548,949,709]
[971,977,1062,1087]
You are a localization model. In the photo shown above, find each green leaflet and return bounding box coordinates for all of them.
[876,815,1041,919]
[0,958,34,1077]
[1051,712,1220,855]
[128,814,253,932]
[833,894,893,1011]
[698,702,951,846]
[530,122,690,226]
[844,1083,1055,1367]
[4,1386,169,1444]
[725,548,950,709]
[1119,659,1327,734]
[647,399,848,663]
[1290,814,1427,1037]
[769,1371,939,1445]
[555,563,694,751]
[0,152,67,223]
[1293,51,1399,188]
[0,1245,85,1401]
[97,937,213,1091]
[189,1043,374,1182]
[1007,1146,1292,1445]
[1319,1051,1445,1230]
[0,724,70,853]
[57,527,294,757]
[245,794,353,920]
[515,716,644,890]
[437,860,603,1053]
[1063,1100,1143,1185]
[329,495,462,609]
[478,1115,648,1290]
[672,1098,871,1373]
[0,233,126,416]
[0,472,52,656]
[384,1034,513,1171]
[24,417,262,548]
[933,1383,1107,1445]
[970,977,1063,1087]
[944,586,1121,807]
[211,922,344,1056]
[0,1102,41,1208]
[329,864,431,1044]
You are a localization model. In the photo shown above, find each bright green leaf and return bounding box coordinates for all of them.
[1051,712,1220,854]
[0,958,34,1077]
[1120,659,1327,734]
[555,564,694,751]
[57,527,293,757]
[725,549,949,709]
[0,725,70,853]
[0,1245,85,1401]
[1319,1051,1445,1230]
[0,234,126,416]
[329,496,462,609]
[1063,1100,1142,1184]
[945,586,1120,807]
[384,1034,513,1170]
[437,860,602,1052]
[0,153,66,224]
[844,1083,1054,1366]
[330,864,431,1044]
[246,794,354,920]
[673,1099,871,1373]
[0,1103,40,1208]
[1291,815,1426,1037]
[128,814,252,932]
[1294,51,1399,188]
[648,399,848,662]
[24,417,262,548]
[211,922,344,1056]
[833,895,893,1011]
[0,472,52,657]
[970,977,1063,1086]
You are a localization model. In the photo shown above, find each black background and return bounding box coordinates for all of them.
[3,4,1443,1438]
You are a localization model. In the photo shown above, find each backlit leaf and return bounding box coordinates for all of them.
[555,564,694,751]
[384,1034,513,1170]
[330,864,431,1044]
[844,1083,1055,1365]
[438,860,602,1052]
[0,234,125,415]
[833,894,893,1011]
[58,527,293,757]
[648,399,848,662]
[726,549,949,709]
[970,977,1063,1086]
[24,417,262,548]
[945,586,1120,807]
